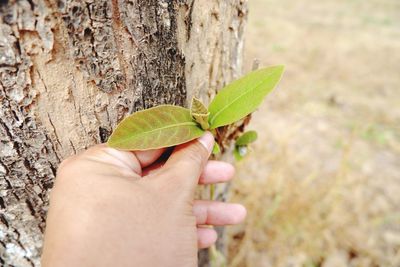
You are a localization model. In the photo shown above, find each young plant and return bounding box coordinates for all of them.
[233,130,258,161]
[107,65,284,153]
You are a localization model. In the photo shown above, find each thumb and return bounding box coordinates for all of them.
[160,132,214,192]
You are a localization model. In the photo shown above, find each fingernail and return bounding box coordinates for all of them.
[198,132,214,154]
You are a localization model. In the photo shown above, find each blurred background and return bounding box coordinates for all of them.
[227,0,400,266]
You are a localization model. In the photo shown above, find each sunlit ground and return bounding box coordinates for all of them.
[227,0,400,266]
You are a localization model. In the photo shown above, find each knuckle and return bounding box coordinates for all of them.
[86,143,107,153]
[186,152,203,166]
[57,155,76,172]
[56,155,82,183]
[185,143,207,165]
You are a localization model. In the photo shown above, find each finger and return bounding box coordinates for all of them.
[86,144,142,175]
[193,200,247,226]
[161,132,214,191]
[145,160,235,182]
[142,161,165,176]
[197,227,217,249]
[134,148,165,168]
[199,161,235,184]
[87,145,164,177]
[141,148,174,176]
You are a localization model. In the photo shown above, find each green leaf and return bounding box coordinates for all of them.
[235,130,258,146]
[234,145,248,161]
[233,147,243,161]
[212,142,221,155]
[208,65,284,129]
[190,97,210,130]
[108,105,204,150]
[191,97,208,114]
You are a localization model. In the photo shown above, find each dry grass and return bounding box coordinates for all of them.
[228,135,400,266]
[227,0,400,266]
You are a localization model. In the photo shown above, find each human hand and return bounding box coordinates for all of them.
[41,132,246,267]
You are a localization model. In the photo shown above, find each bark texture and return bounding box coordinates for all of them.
[0,0,247,266]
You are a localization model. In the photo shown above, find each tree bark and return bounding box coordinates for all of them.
[0,0,247,266]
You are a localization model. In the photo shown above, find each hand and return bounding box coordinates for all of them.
[41,132,246,267]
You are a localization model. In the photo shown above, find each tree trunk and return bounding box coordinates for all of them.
[0,0,247,266]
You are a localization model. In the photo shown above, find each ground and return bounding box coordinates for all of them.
[227,0,400,266]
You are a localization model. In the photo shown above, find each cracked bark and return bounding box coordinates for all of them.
[0,0,248,266]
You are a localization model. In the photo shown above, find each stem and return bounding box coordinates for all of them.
[209,130,225,266]
[210,184,215,199]
[209,183,218,266]
[210,244,218,266]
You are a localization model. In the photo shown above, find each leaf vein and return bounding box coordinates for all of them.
[110,122,198,146]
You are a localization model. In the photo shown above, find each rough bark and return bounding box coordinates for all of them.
[0,0,247,266]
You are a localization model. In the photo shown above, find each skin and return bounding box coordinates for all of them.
[41,132,246,267]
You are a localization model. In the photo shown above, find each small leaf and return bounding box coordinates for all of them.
[235,130,258,146]
[234,145,248,161]
[108,105,204,150]
[191,113,210,130]
[233,147,244,161]
[190,97,210,130]
[208,65,284,129]
[191,97,208,114]
[212,142,221,155]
